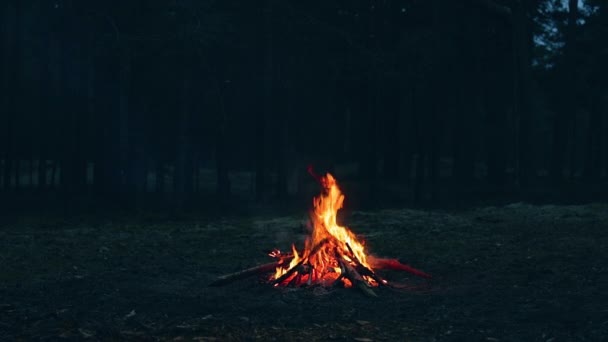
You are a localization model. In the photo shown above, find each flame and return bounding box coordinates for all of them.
[270,173,375,287]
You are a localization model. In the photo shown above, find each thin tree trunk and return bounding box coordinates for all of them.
[85,26,96,194]
[428,0,446,203]
[1,2,17,191]
[275,69,289,199]
[361,3,378,184]
[49,160,57,189]
[551,0,579,183]
[412,85,425,203]
[175,72,192,210]
[453,2,481,187]
[453,84,476,185]
[118,40,131,197]
[131,101,147,211]
[156,161,164,194]
[484,14,510,188]
[2,2,19,192]
[429,101,440,202]
[62,30,87,205]
[383,78,401,181]
[513,1,534,187]
[215,76,231,201]
[256,0,273,201]
[604,95,608,181]
[584,99,602,181]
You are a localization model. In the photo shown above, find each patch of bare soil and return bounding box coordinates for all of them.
[1,203,607,341]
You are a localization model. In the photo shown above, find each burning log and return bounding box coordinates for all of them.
[271,237,330,286]
[345,243,388,287]
[338,256,377,297]
[209,261,285,287]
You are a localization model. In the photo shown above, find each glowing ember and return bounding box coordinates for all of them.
[269,170,380,289]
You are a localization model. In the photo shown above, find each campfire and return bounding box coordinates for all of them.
[210,168,431,296]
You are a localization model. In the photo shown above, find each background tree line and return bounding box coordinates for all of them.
[1,0,607,212]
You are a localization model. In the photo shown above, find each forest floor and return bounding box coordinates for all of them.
[1,203,607,341]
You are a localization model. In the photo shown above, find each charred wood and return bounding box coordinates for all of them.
[209,261,282,287]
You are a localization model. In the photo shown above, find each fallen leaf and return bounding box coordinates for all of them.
[354,338,373,342]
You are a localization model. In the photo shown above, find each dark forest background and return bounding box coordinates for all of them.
[1,0,607,213]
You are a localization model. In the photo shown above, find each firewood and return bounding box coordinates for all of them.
[331,274,345,288]
[356,265,387,286]
[369,257,432,279]
[271,238,330,286]
[338,258,377,297]
[209,261,283,286]
[271,260,304,286]
[344,243,387,286]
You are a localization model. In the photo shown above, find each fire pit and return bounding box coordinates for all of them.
[210,168,431,296]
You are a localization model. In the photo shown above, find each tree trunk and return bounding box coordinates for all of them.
[2,1,19,192]
[37,24,50,191]
[551,0,579,183]
[256,0,273,201]
[361,3,379,184]
[85,25,96,194]
[484,14,510,188]
[155,160,164,194]
[275,66,289,199]
[584,99,602,181]
[513,1,535,187]
[452,83,476,185]
[175,73,192,210]
[215,76,231,201]
[118,40,131,197]
[412,85,425,203]
[1,1,17,191]
[383,78,401,181]
[428,0,447,203]
[62,31,87,204]
[130,101,147,211]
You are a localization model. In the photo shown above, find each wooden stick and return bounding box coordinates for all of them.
[356,265,387,286]
[344,243,387,286]
[369,257,432,279]
[339,257,377,297]
[209,261,282,286]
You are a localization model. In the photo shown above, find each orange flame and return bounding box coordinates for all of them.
[271,173,375,287]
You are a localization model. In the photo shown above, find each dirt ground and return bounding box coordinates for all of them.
[1,203,607,341]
